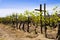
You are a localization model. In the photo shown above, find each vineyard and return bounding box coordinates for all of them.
[0,4,60,40]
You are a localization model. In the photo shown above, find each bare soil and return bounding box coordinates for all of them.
[0,23,57,40]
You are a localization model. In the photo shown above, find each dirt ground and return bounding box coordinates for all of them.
[0,23,57,40]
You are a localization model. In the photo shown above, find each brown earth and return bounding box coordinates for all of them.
[0,23,57,40]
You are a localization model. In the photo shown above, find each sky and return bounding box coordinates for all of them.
[0,0,60,17]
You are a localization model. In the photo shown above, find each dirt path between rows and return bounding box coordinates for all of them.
[0,24,55,40]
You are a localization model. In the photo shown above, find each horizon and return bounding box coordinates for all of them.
[0,0,60,17]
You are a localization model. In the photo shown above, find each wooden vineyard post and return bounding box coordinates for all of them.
[12,15,15,28]
[35,4,43,34]
[12,18,14,26]
[57,21,60,40]
[16,13,18,29]
[19,22,22,30]
[27,16,30,32]
[40,4,43,34]
[35,3,47,37]
[22,22,25,31]
[44,3,47,38]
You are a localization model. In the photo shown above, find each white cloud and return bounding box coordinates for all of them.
[0,8,34,17]
[0,8,51,17]
[0,9,22,17]
[0,6,59,17]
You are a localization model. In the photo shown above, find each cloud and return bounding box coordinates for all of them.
[0,5,59,17]
[0,8,34,17]
[0,8,51,17]
[0,9,22,17]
